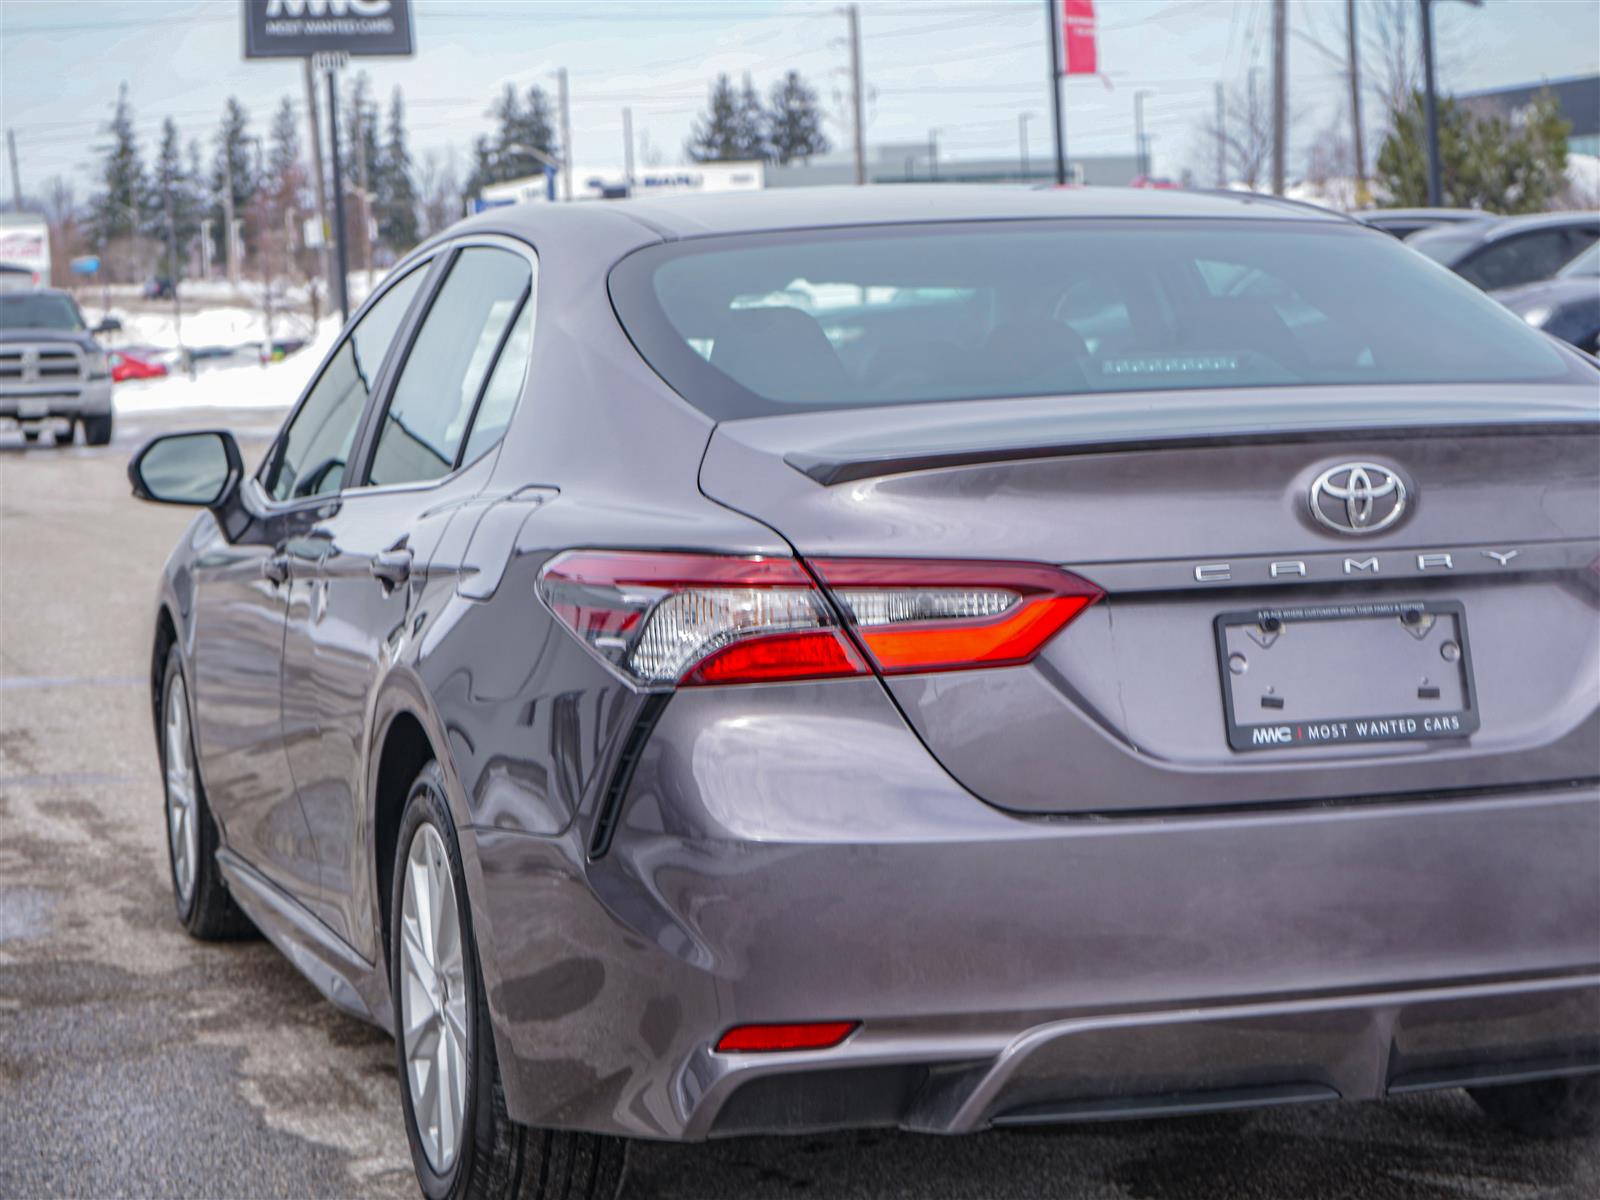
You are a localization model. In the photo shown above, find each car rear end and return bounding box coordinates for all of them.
[483,207,1600,1141]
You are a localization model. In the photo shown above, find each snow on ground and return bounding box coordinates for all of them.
[113,318,339,414]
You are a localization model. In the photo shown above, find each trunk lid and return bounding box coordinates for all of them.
[699,384,1600,815]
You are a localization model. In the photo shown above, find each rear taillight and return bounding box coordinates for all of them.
[814,558,1103,674]
[538,552,1101,688]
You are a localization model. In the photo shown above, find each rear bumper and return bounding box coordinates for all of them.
[462,679,1600,1141]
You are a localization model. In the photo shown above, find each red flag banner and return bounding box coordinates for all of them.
[1060,0,1097,76]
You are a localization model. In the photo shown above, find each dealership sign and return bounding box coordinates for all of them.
[242,0,414,58]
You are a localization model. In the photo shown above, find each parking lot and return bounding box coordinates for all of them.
[1,412,1597,1200]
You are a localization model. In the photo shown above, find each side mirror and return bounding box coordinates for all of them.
[93,317,123,336]
[129,431,243,509]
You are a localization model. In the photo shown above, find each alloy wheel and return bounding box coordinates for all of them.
[164,675,198,906]
[399,822,470,1175]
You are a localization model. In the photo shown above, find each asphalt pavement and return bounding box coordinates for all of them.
[2,410,1597,1199]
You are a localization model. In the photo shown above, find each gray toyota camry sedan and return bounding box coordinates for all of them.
[130,186,1600,1200]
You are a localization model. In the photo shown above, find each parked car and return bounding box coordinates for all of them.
[1359,207,1490,239]
[0,263,40,293]
[108,346,170,382]
[1489,241,1600,354]
[142,276,176,300]
[0,287,116,444]
[129,187,1600,1200]
[1408,211,1600,291]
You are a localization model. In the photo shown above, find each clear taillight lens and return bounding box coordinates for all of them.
[537,551,865,687]
[539,552,1102,687]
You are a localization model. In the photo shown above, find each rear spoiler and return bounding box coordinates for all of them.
[782,391,1600,486]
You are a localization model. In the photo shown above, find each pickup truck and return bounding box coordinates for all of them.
[0,288,117,445]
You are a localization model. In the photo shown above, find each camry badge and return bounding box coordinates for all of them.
[1309,462,1408,535]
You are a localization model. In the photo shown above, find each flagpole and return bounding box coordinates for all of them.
[1046,0,1066,184]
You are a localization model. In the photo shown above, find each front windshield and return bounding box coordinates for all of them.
[0,292,86,332]
[1558,242,1599,278]
[610,219,1575,421]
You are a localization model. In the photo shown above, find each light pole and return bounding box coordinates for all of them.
[1420,0,1483,207]
[1018,112,1034,180]
[928,128,943,182]
[1134,90,1154,178]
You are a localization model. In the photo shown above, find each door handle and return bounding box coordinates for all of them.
[371,548,413,589]
[262,553,290,585]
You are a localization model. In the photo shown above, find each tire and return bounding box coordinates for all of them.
[159,645,254,940]
[1470,1074,1600,1138]
[22,428,41,444]
[81,413,113,446]
[390,763,627,1200]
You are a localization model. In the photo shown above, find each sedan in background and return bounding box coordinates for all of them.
[1409,211,1600,291]
[1492,240,1600,354]
[1360,206,1491,240]
[129,187,1599,1200]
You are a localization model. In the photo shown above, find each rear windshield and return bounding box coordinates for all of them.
[0,292,85,332]
[609,219,1579,420]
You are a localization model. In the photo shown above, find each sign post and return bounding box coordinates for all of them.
[1047,0,1099,186]
[242,0,415,325]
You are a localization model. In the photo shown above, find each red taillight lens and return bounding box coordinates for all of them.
[715,1021,860,1053]
[539,552,1102,687]
[812,558,1103,674]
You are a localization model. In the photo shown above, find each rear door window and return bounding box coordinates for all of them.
[1458,229,1590,290]
[366,247,533,488]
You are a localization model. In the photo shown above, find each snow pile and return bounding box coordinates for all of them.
[114,319,339,414]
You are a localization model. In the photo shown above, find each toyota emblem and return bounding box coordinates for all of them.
[1309,462,1409,534]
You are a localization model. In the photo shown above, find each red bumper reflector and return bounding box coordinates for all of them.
[714,1021,860,1053]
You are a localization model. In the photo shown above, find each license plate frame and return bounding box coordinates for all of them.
[1215,599,1479,752]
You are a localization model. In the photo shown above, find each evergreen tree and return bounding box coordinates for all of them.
[767,70,830,164]
[376,87,420,251]
[686,75,742,163]
[463,84,558,199]
[342,72,382,191]
[211,96,258,262]
[269,96,302,189]
[151,117,200,278]
[89,82,146,248]
[1376,89,1570,213]
[733,74,769,161]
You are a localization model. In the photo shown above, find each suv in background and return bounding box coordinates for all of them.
[1408,212,1600,292]
[0,288,116,445]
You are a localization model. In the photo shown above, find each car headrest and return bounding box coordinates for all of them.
[710,307,849,402]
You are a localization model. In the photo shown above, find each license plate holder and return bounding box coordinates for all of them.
[18,400,49,418]
[1216,599,1479,752]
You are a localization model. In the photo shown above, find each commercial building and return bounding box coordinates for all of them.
[1461,74,1600,158]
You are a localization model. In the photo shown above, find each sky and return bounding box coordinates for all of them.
[2,0,1597,203]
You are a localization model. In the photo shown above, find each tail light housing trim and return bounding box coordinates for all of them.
[539,551,1102,688]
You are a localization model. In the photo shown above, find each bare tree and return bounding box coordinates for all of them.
[1304,120,1358,208]
[42,176,84,286]
[416,149,462,238]
[1202,75,1276,190]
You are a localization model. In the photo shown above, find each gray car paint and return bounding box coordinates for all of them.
[141,186,1600,1146]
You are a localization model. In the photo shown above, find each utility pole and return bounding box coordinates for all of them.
[1420,0,1442,206]
[622,107,635,192]
[1018,112,1032,180]
[1271,0,1287,195]
[6,129,21,209]
[555,68,573,201]
[844,5,866,185]
[1214,81,1226,186]
[199,218,212,280]
[222,175,238,286]
[302,57,334,301]
[353,100,372,292]
[163,184,183,356]
[1045,0,1066,184]
[1134,90,1153,178]
[326,65,350,323]
[1346,0,1366,201]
